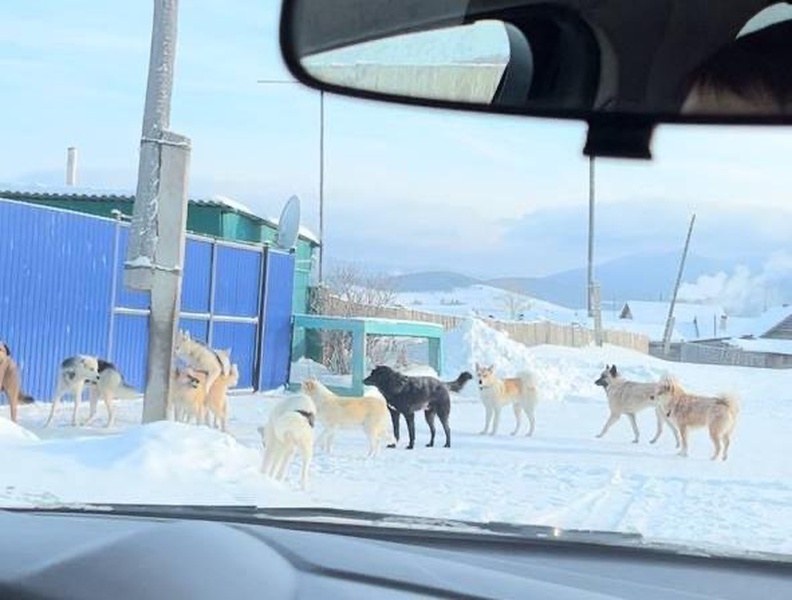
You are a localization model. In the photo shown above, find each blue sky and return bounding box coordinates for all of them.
[2,1,792,278]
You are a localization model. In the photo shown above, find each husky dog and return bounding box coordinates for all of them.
[205,364,239,432]
[363,365,453,449]
[594,365,680,446]
[0,342,35,423]
[651,375,740,460]
[174,330,231,395]
[258,394,317,489]
[44,355,102,427]
[475,364,539,436]
[301,378,394,456]
[83,359,138,428]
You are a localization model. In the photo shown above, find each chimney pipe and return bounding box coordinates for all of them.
[66,147,78,186]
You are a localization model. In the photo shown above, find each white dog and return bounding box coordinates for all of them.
[475,364,539,436]
[44,355,101,427]
[258,394,317,489]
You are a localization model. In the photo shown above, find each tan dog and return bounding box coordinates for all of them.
[301,378,394,456]
[258,394,316,489]
[170,367,208,425]
[0,342,35,423]
[174,330,231,395]
[594,365,680,446]
[475,364,539,436]
[205,364,239,432]
[651,375,740,460]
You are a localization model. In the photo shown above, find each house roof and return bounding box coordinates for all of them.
[0,184,320,245]
[620,300,726,325]
[725,305,792,338]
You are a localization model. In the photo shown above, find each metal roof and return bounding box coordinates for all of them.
[0,185,320,245]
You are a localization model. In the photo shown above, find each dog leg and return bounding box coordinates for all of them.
[405,412,416,450]
[722,432,731,461]
[71,382,85,427]
[596,413,620,439]
[677,426,689,457]
[490,405,502,436]
[525,406,536,437]
[510,403,522,436]
[44,385,65,428]
[439,410,451,448]
[709,426,722,461]
[479,403,493,435]
[84,388,99,426]
[388,408,400,448]
[627,413,640,444]
[299,440,313,490]
[650,408,663,444]
[423,408,437,448]
[103,393,115,428]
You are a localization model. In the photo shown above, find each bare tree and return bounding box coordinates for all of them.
[498,291,533,321]
[307,265,402,374]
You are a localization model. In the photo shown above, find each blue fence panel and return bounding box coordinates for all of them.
[182,238,212,314]
[214,245,261,318]
[259,249,295,391]
[212,322,257,389]
[0,200,115,402]
[110,315,149,392]
[1,199,299,403]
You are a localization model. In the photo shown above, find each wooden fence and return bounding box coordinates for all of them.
[319,297,649,353]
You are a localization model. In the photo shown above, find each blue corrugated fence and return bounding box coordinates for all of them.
[0,199,295,403]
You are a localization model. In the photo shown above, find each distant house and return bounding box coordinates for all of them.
[614,300,726,342]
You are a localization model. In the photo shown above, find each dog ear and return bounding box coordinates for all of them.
[610,365,618,377]
[0,342,9,357]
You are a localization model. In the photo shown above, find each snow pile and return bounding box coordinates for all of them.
[0,418,40,443]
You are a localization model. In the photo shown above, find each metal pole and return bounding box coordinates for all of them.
[587,156,595,317]
[124,0,190,423]
[662,213,697,354]
[318,90,325,283]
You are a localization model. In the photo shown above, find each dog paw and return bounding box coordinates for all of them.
[425,443,434,448]
[632,439,639,444]
[386,443,397,449]
[406,445,414,450]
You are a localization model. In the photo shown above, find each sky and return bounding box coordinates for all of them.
[2,1,792,280]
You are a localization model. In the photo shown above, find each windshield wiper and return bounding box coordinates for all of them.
[4,503,790,566]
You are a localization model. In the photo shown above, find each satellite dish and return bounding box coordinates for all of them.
[275,195,301,250]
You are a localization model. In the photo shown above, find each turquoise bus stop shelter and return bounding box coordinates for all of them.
[290,314,444,396]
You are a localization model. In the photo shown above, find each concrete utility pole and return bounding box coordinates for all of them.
[124,0,190,423]
[662,213,697,355]
[66,147,78,186]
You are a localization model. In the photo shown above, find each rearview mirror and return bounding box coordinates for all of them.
[280,0,792,159]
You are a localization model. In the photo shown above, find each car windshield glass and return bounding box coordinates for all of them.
[0,0,790,563]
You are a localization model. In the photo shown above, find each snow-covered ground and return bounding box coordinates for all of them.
[1,319,791,558]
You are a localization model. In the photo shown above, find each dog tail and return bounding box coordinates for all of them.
[715,393,740,418]
[516,370,537,391]
[444,371,473,393]
[18,392,35,405]
[116,382,140,400]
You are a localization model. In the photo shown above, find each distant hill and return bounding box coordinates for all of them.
[388,252,754,308]
[388,271,482,292]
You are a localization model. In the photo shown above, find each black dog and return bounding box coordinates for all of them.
[363,365,452,449]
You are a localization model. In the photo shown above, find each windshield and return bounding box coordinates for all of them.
[1,0,791,563]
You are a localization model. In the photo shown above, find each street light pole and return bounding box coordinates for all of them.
[587,156,595,317]
[257,80,325,283]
